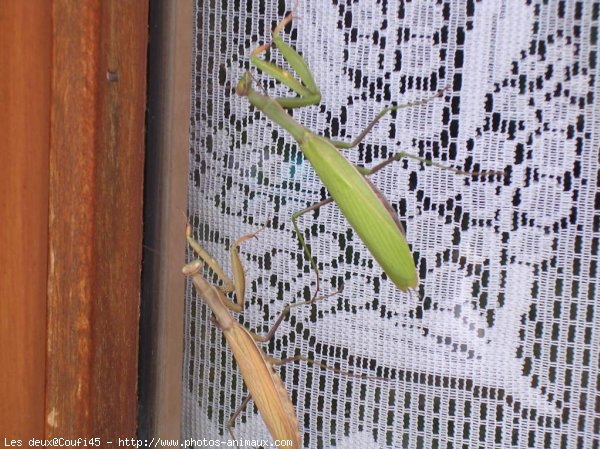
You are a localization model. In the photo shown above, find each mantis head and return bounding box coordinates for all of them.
[182,259,204,276]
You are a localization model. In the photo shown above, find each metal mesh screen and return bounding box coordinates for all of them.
[183,1,599,448]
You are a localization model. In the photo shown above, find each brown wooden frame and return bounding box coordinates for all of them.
[138,0,192,437]
[1,0,148,439]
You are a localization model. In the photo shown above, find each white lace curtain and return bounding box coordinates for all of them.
[184,1,599,448]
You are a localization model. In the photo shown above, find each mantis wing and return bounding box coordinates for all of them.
[225,324,301,448]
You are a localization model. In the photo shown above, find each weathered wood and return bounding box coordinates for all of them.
[46,0,148,437]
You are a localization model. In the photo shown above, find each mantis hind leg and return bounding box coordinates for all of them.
[255,289,389,382]
[227,394,253,442]
[270,354,388,382]
[291,197,334,298]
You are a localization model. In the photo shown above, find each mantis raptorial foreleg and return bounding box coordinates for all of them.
[237,12,501,293]
[186,223,269,311]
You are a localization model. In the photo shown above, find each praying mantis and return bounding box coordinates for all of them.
[184,223,387,447]
[236,12,495,293]
[184,222,371,446]
[183,224,301,447]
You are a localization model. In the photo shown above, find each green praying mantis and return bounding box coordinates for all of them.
[236,12,496,293]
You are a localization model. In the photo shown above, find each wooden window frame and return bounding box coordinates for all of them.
[1,1,149,438]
